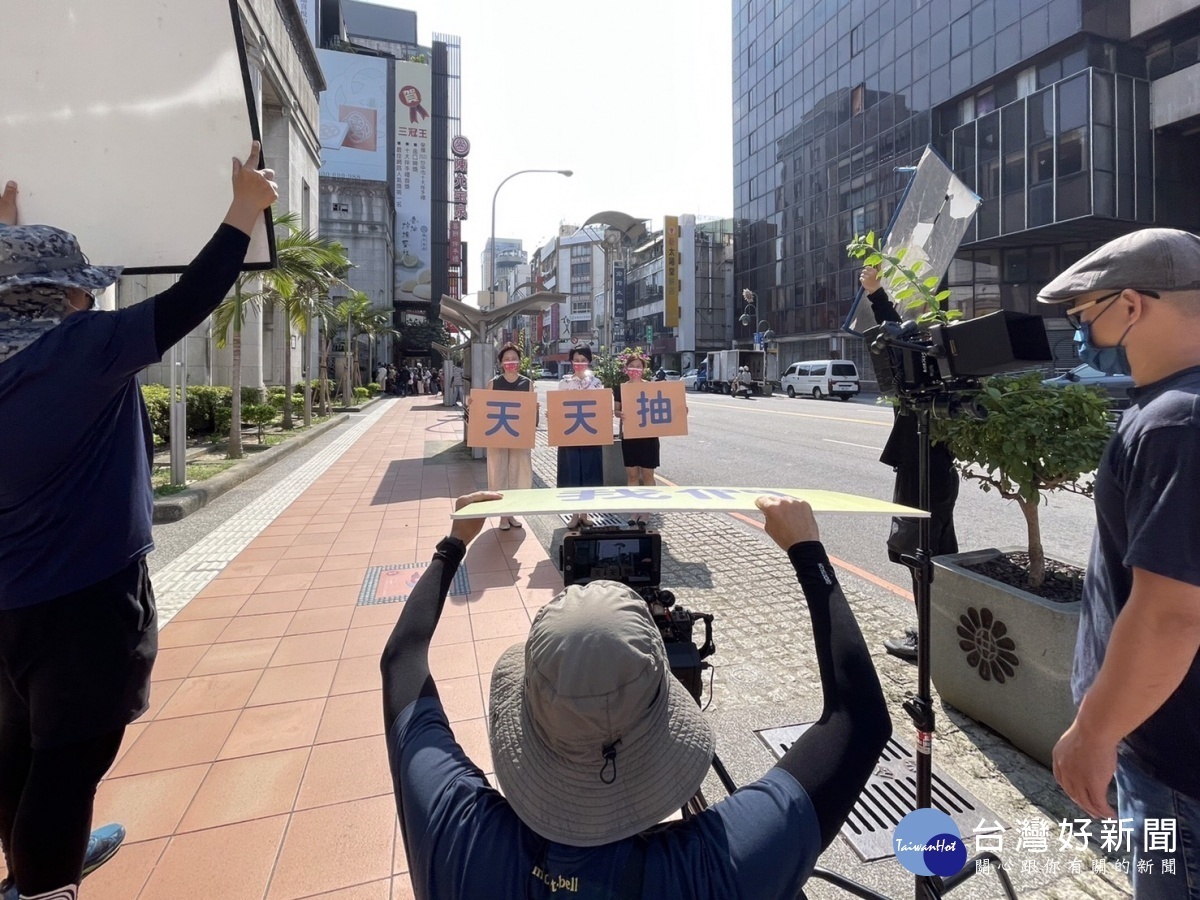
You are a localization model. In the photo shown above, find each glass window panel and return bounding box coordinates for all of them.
[1003,249,1028,283]
[951,15,971,56]
[954,122,976,172]
[1062,47,1087,78]
[1092,70,1114,125]
[978,200,1000,238]
[930,27,951,69]
[978,111,1000,158]
[996,24,1021,72]
[1057,74,1089,133]
[1093,125,1113,172]
[1094,172,1115,217]
[1057,172,1092,219]
[1028,89,1053,143]
[951,52,971,89]
[1028,247,1056,283]
[1029,182,1054,226]
[1002,190,1025,233]
[973,38,996,83]
[1027,143,1056,186]
[1057,128,1088,177]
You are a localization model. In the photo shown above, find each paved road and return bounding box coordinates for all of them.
[535,380,1098,597]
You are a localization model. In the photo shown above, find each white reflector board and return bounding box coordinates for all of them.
[0,0,275,273]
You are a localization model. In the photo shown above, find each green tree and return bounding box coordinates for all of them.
[212,272,263,459]
[262,211,348,429]
[325,291,373,407]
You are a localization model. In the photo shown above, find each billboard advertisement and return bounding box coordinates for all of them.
[664,215,680,328]
[316,50,389,182]
[394,58,432,305]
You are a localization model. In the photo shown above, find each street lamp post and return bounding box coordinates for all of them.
[489,168,573,313]
[739,288,775,348]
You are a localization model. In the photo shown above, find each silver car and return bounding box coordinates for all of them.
[1043,364,1134,410]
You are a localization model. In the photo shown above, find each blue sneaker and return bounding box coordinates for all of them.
[81,823,125,879]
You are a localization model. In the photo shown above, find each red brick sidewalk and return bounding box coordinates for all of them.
[74,400,562,899]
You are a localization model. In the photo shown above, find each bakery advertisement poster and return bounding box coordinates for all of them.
[316,50,388,182]
[394,58,432,306]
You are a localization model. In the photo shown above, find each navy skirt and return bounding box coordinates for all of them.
[556,446,604,488]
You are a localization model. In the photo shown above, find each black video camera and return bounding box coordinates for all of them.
[560,526,715,704]
[866,309,1052,413]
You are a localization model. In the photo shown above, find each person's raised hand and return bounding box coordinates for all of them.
[449,491,504,546]
[223,141,278,237]
[0,181,18,227]
[756,496,820,551]
[860,266,882,294]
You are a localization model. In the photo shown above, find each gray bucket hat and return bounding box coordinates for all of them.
[0,225,123,295]
[488,580,714,847]
[1037,228,1200,303]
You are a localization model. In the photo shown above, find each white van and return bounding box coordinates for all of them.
[781,360,860,401]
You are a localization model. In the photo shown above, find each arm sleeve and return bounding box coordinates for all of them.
[380,538,466,729]
[1125,426,1200,587]
[152,224,252,355]
[774,542,892,850]
[868,287,901,325]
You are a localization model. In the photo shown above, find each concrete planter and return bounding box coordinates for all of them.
[931,548,1080,768]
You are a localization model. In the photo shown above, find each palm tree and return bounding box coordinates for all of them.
[214,211,349,455]
[362,305,399,384]
[325,291,372,407]
[263,212,348,428]
[212,272,263,459]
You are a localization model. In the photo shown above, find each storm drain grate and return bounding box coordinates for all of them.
[357,563,471,606]
[755,723,1006,862]
[557,513,639,529]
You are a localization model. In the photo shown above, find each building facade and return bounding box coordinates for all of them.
[733,0,1200,378]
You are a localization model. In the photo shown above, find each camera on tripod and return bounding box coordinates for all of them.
[866,309,1053,410]
[560,525,715,704]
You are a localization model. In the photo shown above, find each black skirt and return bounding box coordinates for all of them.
[620,436,660,469]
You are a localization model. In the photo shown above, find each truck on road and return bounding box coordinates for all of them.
[704,349,779,396]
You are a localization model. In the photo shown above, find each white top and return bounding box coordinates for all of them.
[559,373,603,390]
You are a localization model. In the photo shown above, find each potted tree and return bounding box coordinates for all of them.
[848,232,1112,767]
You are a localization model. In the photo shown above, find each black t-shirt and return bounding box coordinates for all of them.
[1073,365,1200,798]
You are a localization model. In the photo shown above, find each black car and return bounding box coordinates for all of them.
[1043,364,1135,410]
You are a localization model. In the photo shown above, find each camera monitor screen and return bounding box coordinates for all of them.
[562,533,660,588]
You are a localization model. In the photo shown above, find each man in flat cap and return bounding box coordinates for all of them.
[1040,228,1200,899]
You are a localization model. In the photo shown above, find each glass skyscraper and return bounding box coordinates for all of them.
[733,0,1200,377]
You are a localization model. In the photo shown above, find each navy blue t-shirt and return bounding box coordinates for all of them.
[0,301,160,609]
[1073,365,1200,798]
[389,697,822,900]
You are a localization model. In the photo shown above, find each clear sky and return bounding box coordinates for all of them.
[377,0,733,282]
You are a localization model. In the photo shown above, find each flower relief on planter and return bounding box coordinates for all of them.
[957,607,1020,683]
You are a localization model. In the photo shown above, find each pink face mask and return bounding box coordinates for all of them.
[572,361,589,373]
[502,361,519,372]
[626,368,644,381]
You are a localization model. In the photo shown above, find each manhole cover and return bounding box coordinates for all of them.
[756,724,1007,862]
[358,562,471,605]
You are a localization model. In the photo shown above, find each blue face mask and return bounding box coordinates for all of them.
[1074,321,1133,376]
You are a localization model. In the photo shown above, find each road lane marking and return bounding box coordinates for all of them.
[653,474,914,603]
[823,439,883,451]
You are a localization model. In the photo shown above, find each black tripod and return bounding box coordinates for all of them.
[799,396,1017,900]
[685,394,1017,900]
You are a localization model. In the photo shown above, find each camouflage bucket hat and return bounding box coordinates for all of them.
[0,225,123,295]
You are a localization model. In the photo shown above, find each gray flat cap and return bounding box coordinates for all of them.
[1037,228,1200,303]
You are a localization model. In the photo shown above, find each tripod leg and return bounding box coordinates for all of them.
[940,853,1018,900]
[711,753,739,797]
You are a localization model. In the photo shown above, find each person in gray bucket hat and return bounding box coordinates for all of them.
[382,491,891,900]
[0,147,276,900]
[1039,228,1200,900]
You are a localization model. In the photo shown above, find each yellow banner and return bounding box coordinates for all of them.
[664,215,680,328]
[450,486,928,518]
